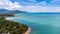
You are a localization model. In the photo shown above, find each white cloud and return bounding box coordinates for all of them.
[5,2,23,10]
[19,0,60,12]
[28,0,35,1]
[0,0,22,10]
[20,6,60,12]
[37,1,47,6]
[0,0,60,12]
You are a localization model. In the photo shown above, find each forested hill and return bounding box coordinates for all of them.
[0,16,28,34]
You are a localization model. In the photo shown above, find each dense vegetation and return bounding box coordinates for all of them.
[0,17,28,34]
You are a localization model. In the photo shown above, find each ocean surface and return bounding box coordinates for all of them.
[9,13,60,34]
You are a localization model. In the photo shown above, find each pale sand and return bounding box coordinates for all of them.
[23,27,31,34]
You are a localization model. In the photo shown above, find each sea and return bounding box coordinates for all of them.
[8,13,60,34]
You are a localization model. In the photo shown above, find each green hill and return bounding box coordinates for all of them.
[0,17,28,34]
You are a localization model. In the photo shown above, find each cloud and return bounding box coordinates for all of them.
[0,0,22,10]
[25,0,36,2]
[19,6,60,12]
[0,0,60,12]
[17,0,60,12]
[48,0,60,6]
[13,0,60,6]
[5,2,23,10]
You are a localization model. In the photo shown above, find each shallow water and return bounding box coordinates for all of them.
[10,13,60,34]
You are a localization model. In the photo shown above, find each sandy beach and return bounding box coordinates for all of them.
[23,27,31,34]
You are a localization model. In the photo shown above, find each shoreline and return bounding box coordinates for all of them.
[5,18,31,34]
[23,27,31,34]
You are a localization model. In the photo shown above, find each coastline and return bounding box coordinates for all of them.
[23,27,31,34]
[5,18,31,34]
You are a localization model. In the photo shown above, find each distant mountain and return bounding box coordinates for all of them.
[0,9,27,14]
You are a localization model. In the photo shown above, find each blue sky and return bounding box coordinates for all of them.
[10,0,48,6]
[0,0,60,12]
[10,0,60,6]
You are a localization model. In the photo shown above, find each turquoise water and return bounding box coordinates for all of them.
[10,13,60,34]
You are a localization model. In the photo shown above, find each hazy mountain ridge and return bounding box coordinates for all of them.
[0,9,26,14]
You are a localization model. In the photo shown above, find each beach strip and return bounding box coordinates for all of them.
[23,27,31,34]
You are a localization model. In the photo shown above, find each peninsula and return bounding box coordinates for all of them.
[0,14,31,34]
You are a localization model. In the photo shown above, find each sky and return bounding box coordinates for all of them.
[0,0,60,12]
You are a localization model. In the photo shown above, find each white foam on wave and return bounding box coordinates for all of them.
[5,17,14,20]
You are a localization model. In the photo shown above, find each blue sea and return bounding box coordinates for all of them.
[9,13,60,34]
